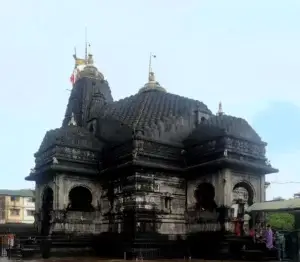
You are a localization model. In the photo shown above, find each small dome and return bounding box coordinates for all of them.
[37,125,102,154]
[75,54,104,80]
[187,114,262,143]
[138,72,166,93]
[77,64,104,80]
[203,115,262,142]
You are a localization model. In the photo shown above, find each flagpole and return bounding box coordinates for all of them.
[148,52,152,78]
[85,27,88,63]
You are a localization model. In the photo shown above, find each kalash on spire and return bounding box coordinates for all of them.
[69,38,104,85]
[138,53,166,93]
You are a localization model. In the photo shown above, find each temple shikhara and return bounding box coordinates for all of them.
[26,47,278,258]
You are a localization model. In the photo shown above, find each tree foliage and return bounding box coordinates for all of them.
[266,212,294,230]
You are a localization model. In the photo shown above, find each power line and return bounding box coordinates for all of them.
[268,181,300,184]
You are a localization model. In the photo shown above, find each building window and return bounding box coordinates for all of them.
[10,196,20,202]
[26,210,35,216]
[10,209,20,216]
[27,197,35,203]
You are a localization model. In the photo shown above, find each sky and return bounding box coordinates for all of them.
[0,0,299,200]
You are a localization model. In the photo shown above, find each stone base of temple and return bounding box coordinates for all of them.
[93,232,186,259]
[92,231,227,260]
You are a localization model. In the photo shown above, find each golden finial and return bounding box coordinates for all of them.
[149,71,155,82]
[148,52,156,82]
[138,53,166,93]
[87,43,94,65]
[217,101,224,116]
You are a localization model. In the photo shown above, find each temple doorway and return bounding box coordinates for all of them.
[194,182,217,212]
[68,186,94,211]
[232,181,254,217]
[41,187,53,236]
[231,181,254,235]
[194,182,218,222]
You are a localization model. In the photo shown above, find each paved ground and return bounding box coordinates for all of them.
[0,259,283,262]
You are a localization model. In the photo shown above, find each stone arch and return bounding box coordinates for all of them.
[232,180,255,205]
[194,182,217,212]
[67,185,94,212]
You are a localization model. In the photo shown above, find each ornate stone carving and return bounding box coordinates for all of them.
[224,137,265,158]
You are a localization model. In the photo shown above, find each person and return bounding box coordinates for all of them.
[275,230,286,261]
[234,217,241,236]
[243,212,251,235]
[264,224,274,250]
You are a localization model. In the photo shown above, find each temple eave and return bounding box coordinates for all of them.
[100,159,183,175]
[26,164,99,181]
[187,158,278,174]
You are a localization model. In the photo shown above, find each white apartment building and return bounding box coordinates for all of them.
[23,196,35,224]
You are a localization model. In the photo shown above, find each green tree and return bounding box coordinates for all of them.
[267,212,294,230]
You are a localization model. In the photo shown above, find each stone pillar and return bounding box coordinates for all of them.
[53,174,67,210]
[35,184,41,211]
[223,169,232,207]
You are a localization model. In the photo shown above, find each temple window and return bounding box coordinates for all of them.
[153,182,160,192]
[89,124,94,133]
[68,186,94,212]
[164,197,171,209]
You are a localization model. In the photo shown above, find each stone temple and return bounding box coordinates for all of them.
[26,51,277,257]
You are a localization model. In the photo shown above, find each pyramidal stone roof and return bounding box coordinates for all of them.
[94,89,212,130]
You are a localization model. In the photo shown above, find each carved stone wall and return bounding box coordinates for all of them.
[155,174,186,235]
[123,171,186,235]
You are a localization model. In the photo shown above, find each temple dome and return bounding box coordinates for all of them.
[94,88,211,133]
[77,65,104,80]
[138,72,166,93]
[76,54,104,80]
[187,114,262,144]
[37,124,103,155]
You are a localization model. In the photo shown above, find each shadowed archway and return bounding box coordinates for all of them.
[233,181,254,205]
[68,186,94,212]
[194,182,217,212]
[41,187,53,236]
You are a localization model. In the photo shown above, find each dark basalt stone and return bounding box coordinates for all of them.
[37,125,103,155]
[187,114,263,144]
[28,73,278,259]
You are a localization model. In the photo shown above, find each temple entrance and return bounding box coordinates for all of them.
[231,181,254,235]
[232,181,254,217]
[68,186,94,211]
[41,187,53,236]
[194,182,217,212]
[193,182,218,222]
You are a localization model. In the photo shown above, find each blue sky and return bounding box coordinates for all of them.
[0,0,299,200]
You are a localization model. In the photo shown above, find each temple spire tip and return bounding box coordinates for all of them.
[217,101,224,116]
[148,53,157,83]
